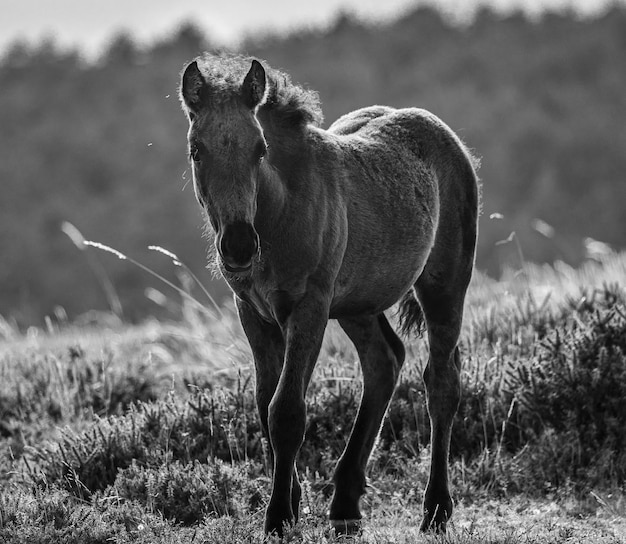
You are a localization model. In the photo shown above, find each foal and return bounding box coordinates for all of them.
[180,54,478,536]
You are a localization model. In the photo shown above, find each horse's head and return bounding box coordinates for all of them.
[180,58,268,273]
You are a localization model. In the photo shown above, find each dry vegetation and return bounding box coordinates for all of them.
[1,254,625,543]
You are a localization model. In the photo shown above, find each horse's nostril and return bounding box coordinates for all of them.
[219,221,259,271]
[219,233,232,258]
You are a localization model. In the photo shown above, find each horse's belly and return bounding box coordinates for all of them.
[329,295,401,318]
[330,246,429,318]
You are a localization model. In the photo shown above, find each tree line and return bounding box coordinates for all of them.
[1,6,625,325]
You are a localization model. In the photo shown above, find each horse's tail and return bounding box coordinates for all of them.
[397,290,426,338]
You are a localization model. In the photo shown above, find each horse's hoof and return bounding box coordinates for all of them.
[330,518,362,536]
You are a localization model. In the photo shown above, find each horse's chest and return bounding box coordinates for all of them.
[234,281,302,326]
[241,286,275,322]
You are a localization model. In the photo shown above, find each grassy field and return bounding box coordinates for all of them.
[1,254,625,543]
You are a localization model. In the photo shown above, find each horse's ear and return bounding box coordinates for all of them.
[181,60,206,112]
[241,59,267,109]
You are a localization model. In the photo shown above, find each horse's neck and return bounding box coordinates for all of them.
[258,122,303,191]
[255,121,317,233]
[256,161,287,234]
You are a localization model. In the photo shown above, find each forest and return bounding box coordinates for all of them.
[1,5,625,326]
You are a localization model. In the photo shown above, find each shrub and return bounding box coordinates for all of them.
[27,286,626,513]
[504,288,626,488]
[113,459,267,524]
[0,343,160,450]
[0,488,119,544]
[30,380,262,498]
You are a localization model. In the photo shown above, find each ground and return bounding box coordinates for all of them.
[0,254,625,543]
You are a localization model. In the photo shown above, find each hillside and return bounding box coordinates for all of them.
[1,6,625,325]
[0,255,625,542]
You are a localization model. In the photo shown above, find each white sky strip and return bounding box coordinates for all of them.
[0,0,616,58]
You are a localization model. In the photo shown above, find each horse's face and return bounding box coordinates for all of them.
[181,59,268,273]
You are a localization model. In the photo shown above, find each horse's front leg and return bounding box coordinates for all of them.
[236,296,284,456]
[264,291,329,537]
[237,297,302,523]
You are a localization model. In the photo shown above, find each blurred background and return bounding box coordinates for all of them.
[1,0,624,327]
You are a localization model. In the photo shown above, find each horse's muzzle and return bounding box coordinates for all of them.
[218,221,259,273]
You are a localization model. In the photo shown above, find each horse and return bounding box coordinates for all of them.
[179,53,478,537]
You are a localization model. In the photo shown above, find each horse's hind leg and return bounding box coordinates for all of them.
[329,313,405,533]
[416,260,472,532]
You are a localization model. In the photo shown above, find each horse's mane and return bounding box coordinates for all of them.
[196,53,324,128]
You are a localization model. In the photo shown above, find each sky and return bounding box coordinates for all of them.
[0,0,615,58]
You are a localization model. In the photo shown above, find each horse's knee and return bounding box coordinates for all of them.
[423,349,461,419]
[268,394,306,453]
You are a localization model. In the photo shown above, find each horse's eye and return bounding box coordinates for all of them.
[190,143,202,162]
[255,141,268,163]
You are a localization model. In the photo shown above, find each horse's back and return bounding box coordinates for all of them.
[331,106,472,166]
[328,105,396,136]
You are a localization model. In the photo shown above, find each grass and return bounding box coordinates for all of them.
[1,252,626,543]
